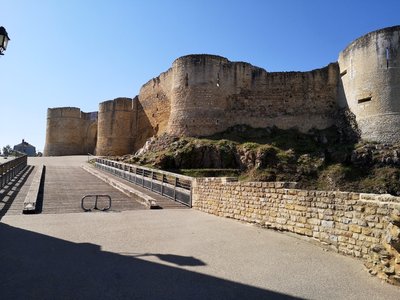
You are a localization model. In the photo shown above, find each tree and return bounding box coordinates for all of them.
[2,145,12,156]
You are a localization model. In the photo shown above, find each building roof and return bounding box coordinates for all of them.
[14,139,35,148]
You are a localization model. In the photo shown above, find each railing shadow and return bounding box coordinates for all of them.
[122,253,207,267]
[0,166,34,221]
[0,223,303,300]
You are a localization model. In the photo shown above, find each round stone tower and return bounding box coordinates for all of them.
[338,25,400,143]
[167,55,229,136]
[96,97,135,156]
[44,107,97,156]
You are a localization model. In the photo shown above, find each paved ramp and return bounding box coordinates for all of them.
[2,156,188,217]
[40,165,145,214]
[85,164,189,209]
[0,166,34,216]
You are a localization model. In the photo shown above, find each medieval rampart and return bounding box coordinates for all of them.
[96,98,136,156]
[168,55,339,136]
[339,25,400,143]
[136,69,173,149]
[44,25,400,156]
[44,107,97,156]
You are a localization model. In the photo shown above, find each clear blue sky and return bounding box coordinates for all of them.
[1,0,399,152]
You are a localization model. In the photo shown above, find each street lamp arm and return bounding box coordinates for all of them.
[0,26,11,55]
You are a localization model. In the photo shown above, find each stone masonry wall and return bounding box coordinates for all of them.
[136,69,173,150]
[338,26,400,143]
[44,107,97,156]
[192,178,400,284]
[168,55,339,137]
[96,98,135,156]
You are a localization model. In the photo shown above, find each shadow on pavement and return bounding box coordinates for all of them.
[0,223,303,300]
[0,166,34,220]
[127,253,207,267]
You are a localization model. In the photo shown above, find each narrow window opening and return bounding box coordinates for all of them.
[216,73,220,87]
[185,73,189,87]
[386,47,390,69]
[358,97,372,104]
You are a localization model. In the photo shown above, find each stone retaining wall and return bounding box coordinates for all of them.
[192,178,400,285]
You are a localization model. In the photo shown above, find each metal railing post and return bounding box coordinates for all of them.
[150,171,154,191]
[161,174,165,196]
[173,177,177,201]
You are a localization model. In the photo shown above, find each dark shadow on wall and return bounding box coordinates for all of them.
[134,101,156,152]
[0,223,303,300]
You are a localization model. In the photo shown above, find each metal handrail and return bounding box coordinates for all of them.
[94,158,192,207]
[0,155,27,189]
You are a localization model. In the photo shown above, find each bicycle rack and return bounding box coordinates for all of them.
[81,194,112,212]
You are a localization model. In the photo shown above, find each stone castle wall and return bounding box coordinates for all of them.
[44,25,400,156]
[136,69,173,149]
[192,178,400,284]
[338,25,400,143]
[168,55,339,136]
[96,98,136,156]
[44,107,97,156]
[134,54,339,145]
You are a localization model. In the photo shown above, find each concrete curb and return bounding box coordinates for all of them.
[81,163,158,209]
[23,164,44,214]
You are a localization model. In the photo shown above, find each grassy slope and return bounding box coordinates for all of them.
[113,125,400,195]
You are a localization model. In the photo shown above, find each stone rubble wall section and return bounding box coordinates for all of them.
[192,177,400,284]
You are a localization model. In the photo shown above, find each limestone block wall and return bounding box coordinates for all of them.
[45,26,400,155]
[192,178,400,284]
[168,55,339,137]
[339,26,400,143]
[44,107,97,156]
[96,98,136,156]
[136,69,173,150]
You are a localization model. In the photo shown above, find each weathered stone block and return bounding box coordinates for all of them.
[321,220,334,228]
[349,225,362,233]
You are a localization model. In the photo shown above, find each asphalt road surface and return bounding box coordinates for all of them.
[0,156,399,299]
